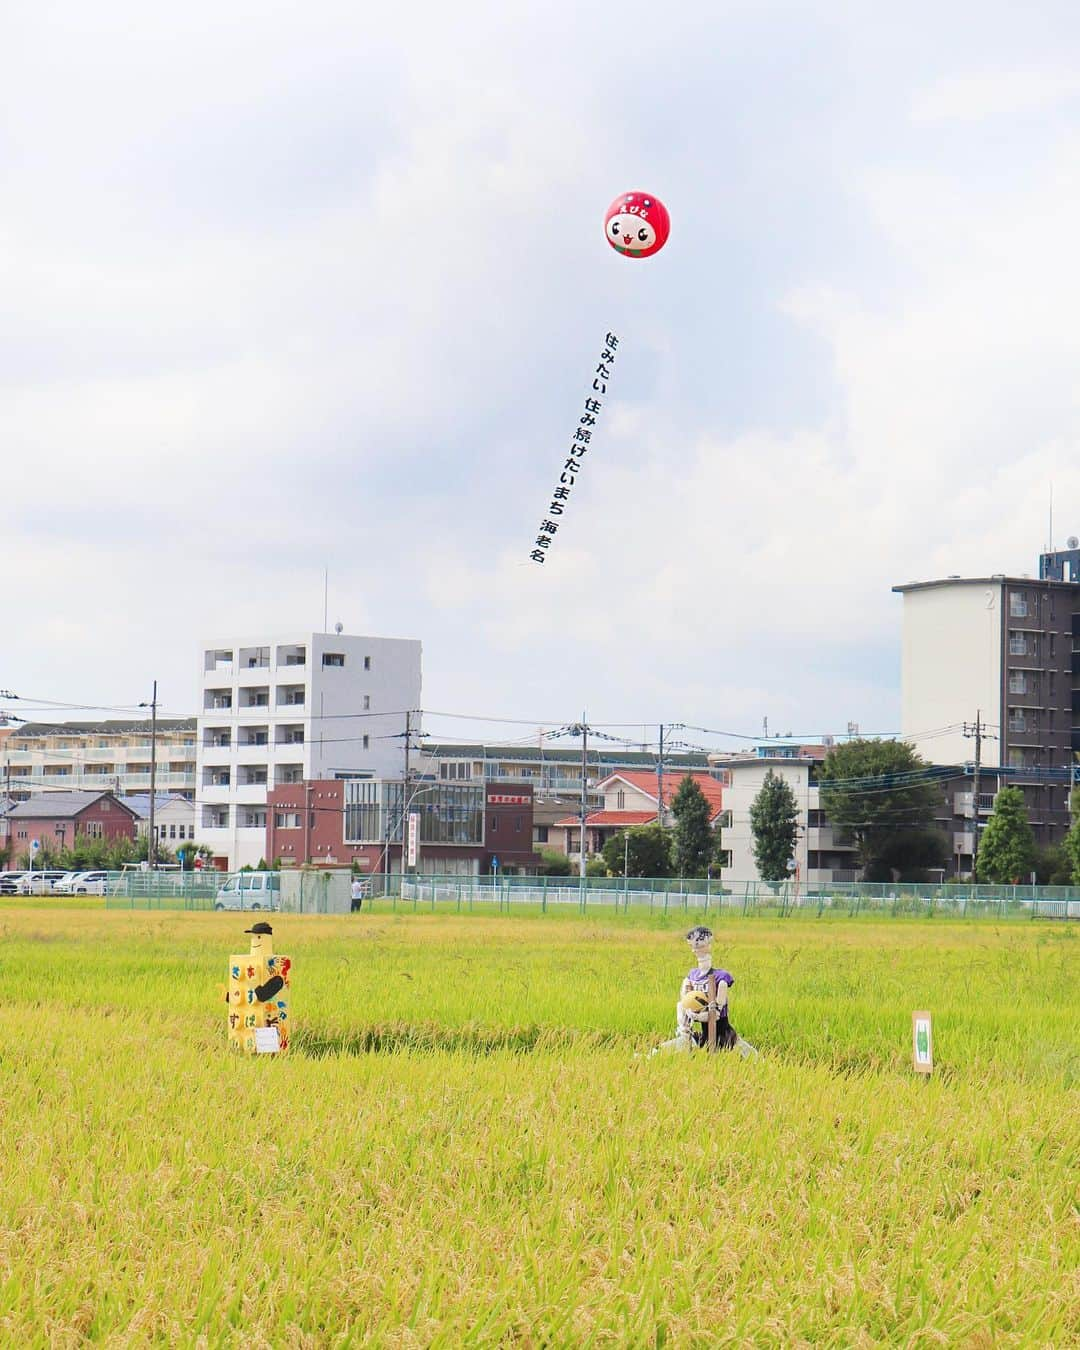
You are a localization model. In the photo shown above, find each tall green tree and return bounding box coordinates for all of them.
[817,739,946,881]
[977,786,1036,883]
[749,770,799,882]
[601,825,673,878]
[1062,787,1080,884]
[670,775,714,877]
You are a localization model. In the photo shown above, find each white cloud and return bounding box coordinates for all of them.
[911,69,1080,124]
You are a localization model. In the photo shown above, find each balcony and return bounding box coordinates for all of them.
[806,827,857,852]
[277,644,307,668]
[204,691,232,711]
[239,646,270,670]
[203,649,234,673]
[954,831,975,854]
[277,685,306,708]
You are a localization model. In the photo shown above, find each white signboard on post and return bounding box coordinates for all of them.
[912,1011,933,1075]
[406,811,420,868]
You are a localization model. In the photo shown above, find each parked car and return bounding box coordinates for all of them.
[214,873,281,911]
[50,872,84,893]
[19,870,69,894]
[57,870,111,895]
[0,872,29,894]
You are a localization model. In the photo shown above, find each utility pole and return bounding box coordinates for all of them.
[656,723,665,826]
[577,720,588,881]
[963,711,986,877]
[403,710,413,875]
[144,680,158,868]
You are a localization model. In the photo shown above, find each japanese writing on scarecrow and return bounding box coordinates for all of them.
[226,921,291,1055]
[528,332,619,564]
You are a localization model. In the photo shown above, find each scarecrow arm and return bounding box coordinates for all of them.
[254,974,285,1002]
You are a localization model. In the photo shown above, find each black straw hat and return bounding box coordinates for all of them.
[244,921,273,935]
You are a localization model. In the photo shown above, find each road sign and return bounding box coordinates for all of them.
[491,855,499,870]
[406,812,420,868]
[30,839,40,854]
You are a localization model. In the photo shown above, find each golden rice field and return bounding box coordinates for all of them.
[0,903,1077,1347]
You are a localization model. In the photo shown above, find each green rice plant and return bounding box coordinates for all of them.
[0,906,1075,1344]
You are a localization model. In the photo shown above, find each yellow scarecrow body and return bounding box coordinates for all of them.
[226,923,291,1055]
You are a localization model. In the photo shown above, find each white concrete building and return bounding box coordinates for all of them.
[125,793,198,848]
[716,749,860,886]
[195,631,422,868]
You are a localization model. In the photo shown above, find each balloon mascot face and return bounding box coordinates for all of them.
[604,191,670,259]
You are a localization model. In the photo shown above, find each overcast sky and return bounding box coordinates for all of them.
[5,1,1080,750]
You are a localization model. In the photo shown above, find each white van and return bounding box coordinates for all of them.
[214,872,281,911]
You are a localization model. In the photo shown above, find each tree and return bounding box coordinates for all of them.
[601,825,673,878]
[749,770,799,882]
[670,775,714,877]
[1062,787,1080,885]
[1034,842,1073,886]
[817,739,947,882]
[977,786,1036,883]
[536,848,572,877]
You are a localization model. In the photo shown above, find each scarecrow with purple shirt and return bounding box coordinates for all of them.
[653,926,756,1056]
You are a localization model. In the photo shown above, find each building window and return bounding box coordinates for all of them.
[514,816,522,832]
[535,826,549,843]
[275,812,301,829]
[1008,632,1027,656]
[616,790,626,809]
[490,815,498,832]
[1009,672,1027,695]
[322,653,345,667]
[169,825,176,838]
[363,695,371,710]
[1009,593,1028,618]
[362,735,370,750]
[364,656,371,670]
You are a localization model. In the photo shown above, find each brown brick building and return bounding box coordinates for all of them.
[2,790,138,859]
[265,778,541,875]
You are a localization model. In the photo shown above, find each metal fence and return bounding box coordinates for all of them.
[94,869,352,913]
[45,869,1080,920]
[391,874,1080,920]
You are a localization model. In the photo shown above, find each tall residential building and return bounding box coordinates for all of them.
[195,631,422,868]
[893,545,1080,859]
[0,720,197,800]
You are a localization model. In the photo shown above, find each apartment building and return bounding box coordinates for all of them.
[894,544,1080,860]
[714,747,860,885]
[195,631,422,868]
[0,720,197,800]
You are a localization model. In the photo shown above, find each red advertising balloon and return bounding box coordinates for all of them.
[604,191,670,258]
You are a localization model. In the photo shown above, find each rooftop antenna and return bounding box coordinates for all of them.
[1049,481,1054,553]
[323,567,328,633]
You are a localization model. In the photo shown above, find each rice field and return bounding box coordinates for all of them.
[0,903,1077,1346]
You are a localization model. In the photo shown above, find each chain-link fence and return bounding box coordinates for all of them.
[389,874,1080,920]
[49,869,1080,919]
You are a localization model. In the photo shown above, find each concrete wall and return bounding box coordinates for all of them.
[899,583,1003,765]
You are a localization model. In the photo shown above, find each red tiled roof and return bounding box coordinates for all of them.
[552,810,658,828]
[599,769,725,818]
